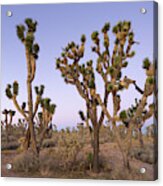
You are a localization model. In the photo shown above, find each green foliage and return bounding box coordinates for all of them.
[107,83,113,92]
[2,109,9,115]
[33,43,40,54]
[41,98,56,114]
[117,71,122,80]
[21,102,26,110]
[16,25,25,41]
[25,33,34,53]
[128,32,134,41]
[122,61,128,68]
[38,112,43,120]
[88,79,95,89]
[108,66,115,75]
[16,18,39,57]
[13,81,19,95]
[91,31,99,41]
[81,34,86,43]
[41,98,51,109]
[40,85,45,96]
[34,86,39,95]
[129,51,135,57]
[9,110,16,116]
[146,76,154,85]
[112,25,118,34]
[50,104,56,114]
[120,110,127,120]
[87,152,93,165]
[25,18,33,28]
[143,58,151,69]
[79,111,85,121]
[102,22,110,33]
[35,85,45,96]
[5,85,13,99]
[122,21,131,32]
[113,56,121,68]
[25,18,37,32]
[56,58,60,69]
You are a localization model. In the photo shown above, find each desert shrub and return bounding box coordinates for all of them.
[129,145,156,164]
[39,151,62,177]
[1,141,19,151]
[40,133,84,172]
[13,151,39,173]
[42,138,56,148]
[8,135,17,141]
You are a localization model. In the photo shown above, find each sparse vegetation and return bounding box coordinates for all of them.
[1,19,157,180]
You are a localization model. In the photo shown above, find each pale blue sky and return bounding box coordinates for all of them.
[1,1,155,129]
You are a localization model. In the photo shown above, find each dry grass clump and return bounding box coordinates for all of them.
[130,144,156,164]
[13,151,39,173]
[1,141,19,151]
[42,138,57,148]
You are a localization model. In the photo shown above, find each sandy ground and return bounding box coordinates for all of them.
[1,142,156,180]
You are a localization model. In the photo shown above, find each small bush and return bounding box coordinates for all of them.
[1,141,19,151]
[13,151,39,173]
[42,138,56,148]
[39,152,62,177]
[130,145,156,164]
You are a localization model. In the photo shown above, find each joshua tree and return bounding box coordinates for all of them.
[5,18,56,154]
[89,23,155,169]
[2,109,16,142]
[56,21,154,172]
[37,98,56,149]
[120,98,154,148]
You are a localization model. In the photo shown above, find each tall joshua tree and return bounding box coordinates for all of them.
[89,23,155,169]
[56,32,105,172]
[56,21,154,172]
[5,18,56,154]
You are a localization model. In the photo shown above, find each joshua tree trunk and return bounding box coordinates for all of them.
[93,125,100,173]
[138,127,144,148]
[26,47,38,154]
[27,78,38,154]
[38,127,48,151]
[23,128,30,150]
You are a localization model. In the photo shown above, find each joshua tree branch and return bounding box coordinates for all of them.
[30,56,36,82]
[33,95,41,118]
[143,108,154,121]
[99,87,109,126]
[12,96,28,120]
[95,94,112,120]
[133,82,144,94]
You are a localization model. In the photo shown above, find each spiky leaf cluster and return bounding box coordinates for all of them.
[5,81,19,99]
[2,109,15,117]
[2,109,9,115]
[9,110,16,116]
[41,98,56,114]
[90,21,137,86]
[38,112,43,120]
[34,85,45,96]
[16,18,39,59]
[79,110,85,121]
[143,59,154,96]
[21,102,26,110]
[143,58,150,69]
